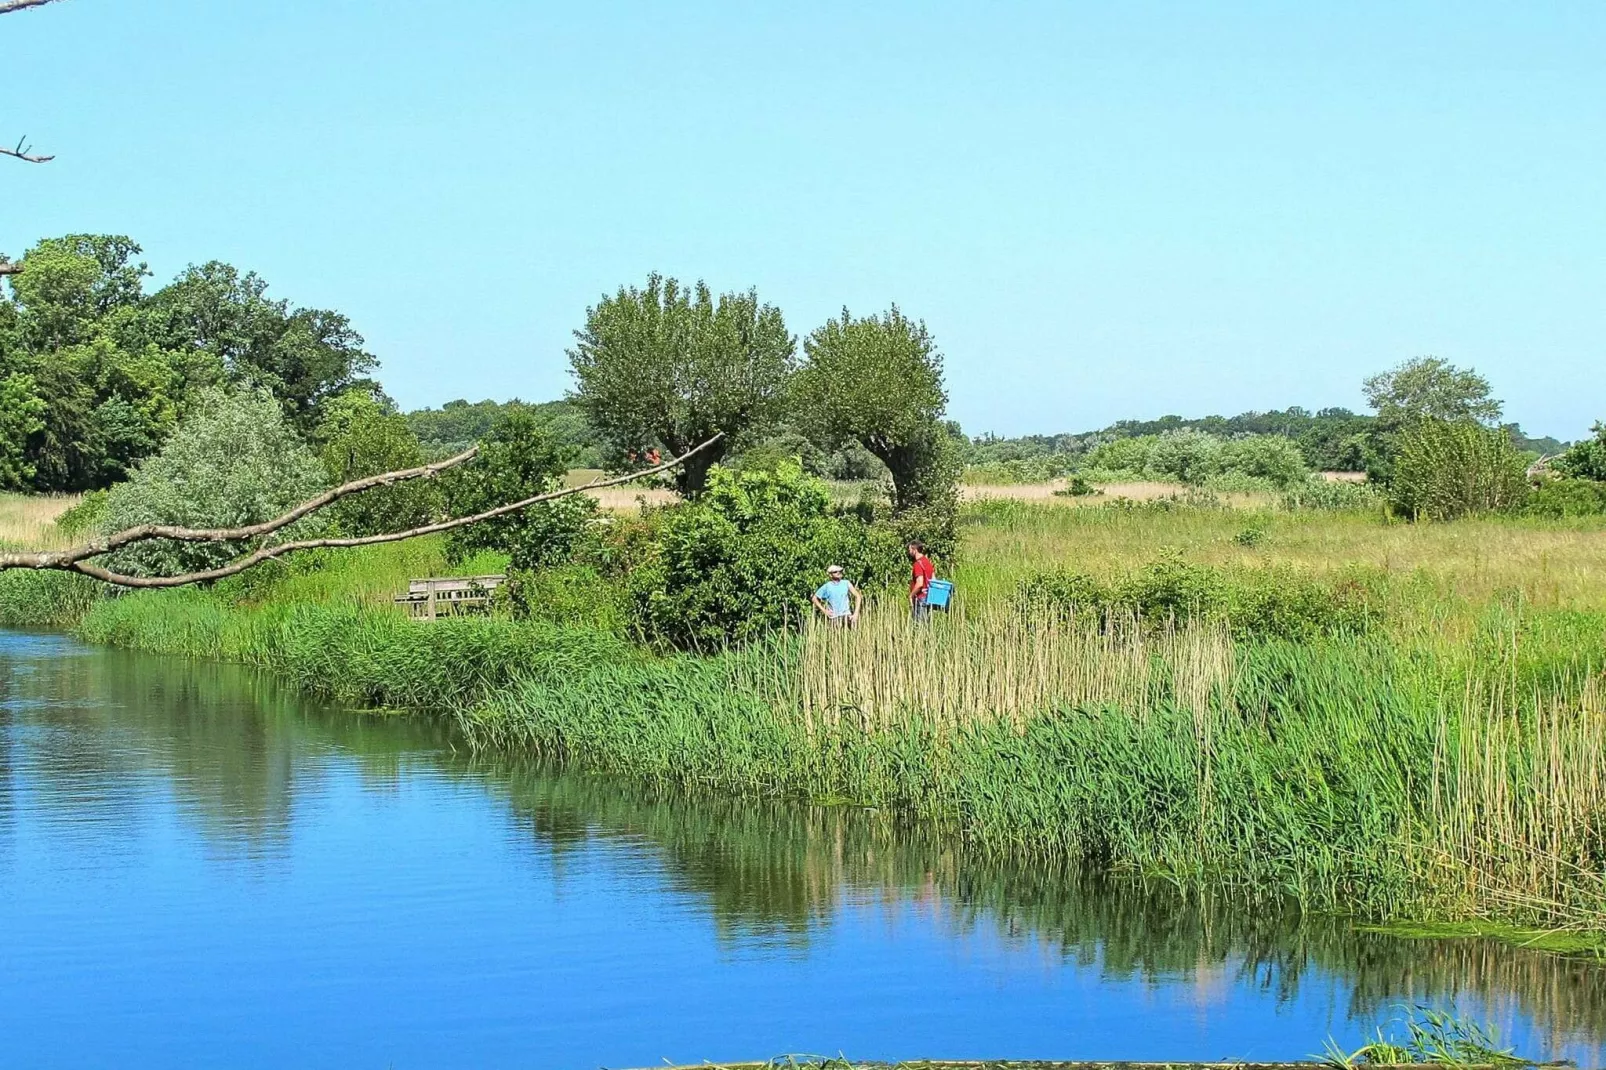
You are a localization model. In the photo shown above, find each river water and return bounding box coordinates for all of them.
[2,629,1603,1069]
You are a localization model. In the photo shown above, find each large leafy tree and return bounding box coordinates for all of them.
[793,306,951,509]
[1363,357,1502,429]
[568,273,795,496]
[140,261,379,431]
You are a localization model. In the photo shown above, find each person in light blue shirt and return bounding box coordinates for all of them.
[811,564,861,626]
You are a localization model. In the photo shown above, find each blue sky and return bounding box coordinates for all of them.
[5,1,1602,438]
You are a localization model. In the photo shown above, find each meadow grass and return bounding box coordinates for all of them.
[8,498,1606,941]
[0,492,81,551]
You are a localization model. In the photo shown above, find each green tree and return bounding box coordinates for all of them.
[99,389,329,577]
[793,305,961,539]
[0,373,46,490]
[1554,422,1606,482]
[1363,357,1503,429]
[568,274,795,496]
[1387,419,1528,521]
[5,235,148,351]
[441,409,596,565]
[140,261,379,431]
[314,392,438,536]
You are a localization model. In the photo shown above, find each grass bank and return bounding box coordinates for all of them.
[5,501,1605,943]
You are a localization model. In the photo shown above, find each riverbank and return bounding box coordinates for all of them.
[5,501,1606,946]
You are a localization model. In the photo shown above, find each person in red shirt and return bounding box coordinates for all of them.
[907,541,935,622]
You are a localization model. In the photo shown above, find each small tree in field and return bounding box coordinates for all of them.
[568,274,794,496]
[1388,419,1527,521]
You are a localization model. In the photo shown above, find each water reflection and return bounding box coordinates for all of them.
[2,630,1603,1066]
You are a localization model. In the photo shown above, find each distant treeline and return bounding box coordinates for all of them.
[966,407,1568,474]
[407,399,1569,482]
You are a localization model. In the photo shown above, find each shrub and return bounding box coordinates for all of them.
[442,409,599,566]
[1052,475,1100,498]
[314,391,438,536]
[620,462,904,648]
[1553,422,1606,481]
[1085,431,1308,489]
[54,489,109,537]
[1280,476,1380,511]
[1017,556,1376,640]
[1523,478,1606,519]
[502,564,626,635]
[1387,419,1528,521]
[98,389,328,577]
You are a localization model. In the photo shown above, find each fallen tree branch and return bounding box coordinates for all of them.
[0,434,720,588]
[1,140,54,163]
[0,0,70,15]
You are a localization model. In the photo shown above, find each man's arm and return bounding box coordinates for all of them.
[849,583,863,617]
[811,592,829,616]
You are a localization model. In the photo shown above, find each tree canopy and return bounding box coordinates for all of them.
[568,273,795,495]
[1362,357,1503,428]
[0,235,382,491]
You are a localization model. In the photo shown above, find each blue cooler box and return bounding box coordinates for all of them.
[925,579,954,610]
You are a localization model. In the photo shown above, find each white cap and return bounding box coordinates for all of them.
[826,564,844,574]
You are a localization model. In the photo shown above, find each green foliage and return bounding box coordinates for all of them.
[963,454,1080,485]
[620,463,903,648]
[1363,356,1503,428]
[502,564,626,635]
[1084,430,1310,490]
[1388,419,1529,521]
[1280,476,1381,512]
[406,397,605,467]
[1017,555,1377,640]
[314,391,437,536]
[0,373,46,489]
[1322,1006,1528,1067]
[98,389,329,577]
[53,489,108,536]
[568,274,795,495]
[1052,475,1100,497]
[0,569,104,628]
[794,306,949,506]
[1522,478,1606,518]
[441,408,598,567]
[1554,421,1606,481]
[0,235,380,491]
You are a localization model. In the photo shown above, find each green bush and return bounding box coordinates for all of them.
[1553,421,1606,481]
[1052,475,1100,498]
[1523,478,1606,518]
[442,409,598,567]
[1084,430,1309,490]
[0,569,105,628]
[98,389,329,577]
[314,391,438,536]
[1017,555,1375,640]
[620,462,904,648]
[54,489,109,537]
[1280,476,1380,511]
[1388,419,1528,521]
[503,564,626,635]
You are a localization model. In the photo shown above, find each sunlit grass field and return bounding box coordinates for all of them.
[0,493,81,551]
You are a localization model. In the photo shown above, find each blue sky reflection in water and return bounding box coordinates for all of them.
[1,630,1603,1069]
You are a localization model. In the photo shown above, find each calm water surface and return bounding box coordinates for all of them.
[2,629,1603,1069]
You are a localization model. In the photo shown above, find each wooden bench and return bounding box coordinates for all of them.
[394,575,506,620]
